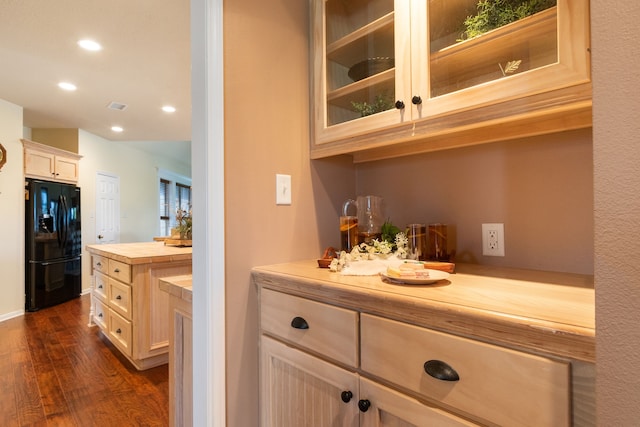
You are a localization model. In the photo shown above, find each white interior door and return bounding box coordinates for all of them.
[96,172,120,244]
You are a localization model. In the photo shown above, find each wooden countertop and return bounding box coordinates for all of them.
[86,241,192,265]
[252,260,595,362]
[159,274,193,303]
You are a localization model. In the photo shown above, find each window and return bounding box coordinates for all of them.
[158,170,192,236]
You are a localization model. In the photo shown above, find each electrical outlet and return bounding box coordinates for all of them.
[482,223,505,256]
[276,174,291,205]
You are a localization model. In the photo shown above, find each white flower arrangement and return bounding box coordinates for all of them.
[329,231,408,272]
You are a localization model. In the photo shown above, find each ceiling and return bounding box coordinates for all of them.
[0,0,191,142]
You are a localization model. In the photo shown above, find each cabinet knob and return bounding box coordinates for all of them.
[357,399,371,412]
[114,268,120,273]
[290,316,309,330]
[412,95,422,105]
[116,328,122,334]
[98,284,103,289]
[340,391,353,403]
[394,100,405,110]
[98,235,104,239]
[98,313,103,318]
[116,295,122,300]
[424,359,460,381]
[96,262,102,266]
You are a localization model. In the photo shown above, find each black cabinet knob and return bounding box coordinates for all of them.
[394,100,405,110]
[341,391,353,403]
[424,359,460,381]
[116,295,122,300]
[358,399,371,412]
[290,316,309,330]
[412,95,422,105]
[116,328,122,334]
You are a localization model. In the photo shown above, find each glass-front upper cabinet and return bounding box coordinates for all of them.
[312,0,412,146]
[311,0,591,159]
[410,0,589,119]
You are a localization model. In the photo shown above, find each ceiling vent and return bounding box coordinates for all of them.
[107,101,128,111]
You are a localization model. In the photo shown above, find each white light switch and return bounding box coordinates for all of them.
[276,174,291,205]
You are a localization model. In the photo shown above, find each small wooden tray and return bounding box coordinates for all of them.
[164,238,192,247]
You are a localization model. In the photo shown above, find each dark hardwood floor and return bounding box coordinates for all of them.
[0,293,169,426]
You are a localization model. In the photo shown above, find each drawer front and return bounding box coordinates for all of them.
[92,296,108,331]
[108,278,132,320]
[260,288,358,367]
[93,271,108,302]
[109,309,133,357]
[92,254,108,274]
[108,259,131,283]
[361,314,570,427]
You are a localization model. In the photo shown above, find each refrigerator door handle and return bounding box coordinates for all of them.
[30,256,82,266]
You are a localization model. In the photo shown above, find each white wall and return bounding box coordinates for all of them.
[0,99,25,321]
[78,130,191,293]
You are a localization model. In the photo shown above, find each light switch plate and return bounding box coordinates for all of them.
[276,174,291,205]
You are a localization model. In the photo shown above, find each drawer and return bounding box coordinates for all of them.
[108,278,132,320]
[92,254,108,274]
[260,288,358,367]
[109,309,132,357]
[92,296,108,330]
[93,271,108,302]
[361,314,570,427]
[108,259,131,283]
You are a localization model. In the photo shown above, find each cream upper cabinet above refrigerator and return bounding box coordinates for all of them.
[311,0,592,162]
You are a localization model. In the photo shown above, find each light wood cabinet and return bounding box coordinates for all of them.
[88,247,192,370]
[159,275,193,427]
[255,261,596,426]
[311,0,591,162]
[22,138,81,183]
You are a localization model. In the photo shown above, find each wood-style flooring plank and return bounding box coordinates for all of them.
[0,294,169,427]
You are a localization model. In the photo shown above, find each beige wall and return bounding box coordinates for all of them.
[357,128,593,274]
[223,0,354,424]
[593,1,640,424]
[0,99,25,320]
[31,128,79,153]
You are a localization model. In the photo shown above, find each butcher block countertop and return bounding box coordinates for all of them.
[86,241,192,265]
[159,274,193,303]
[252,260,595,363]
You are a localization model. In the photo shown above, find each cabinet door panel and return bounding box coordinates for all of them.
[261,336,359,427]
[359,377,478,427]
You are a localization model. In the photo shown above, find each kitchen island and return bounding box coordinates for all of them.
[253,260,595,426]
[87,242,192,370]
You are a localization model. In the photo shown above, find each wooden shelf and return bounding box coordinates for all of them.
[327,12,395,67]
[430,8,557,96]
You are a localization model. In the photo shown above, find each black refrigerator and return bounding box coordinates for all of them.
[25,178,82,311]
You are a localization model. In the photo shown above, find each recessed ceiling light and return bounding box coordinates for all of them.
[162,105,176,113]
[78,39,102,51]
[58,82,77,91]
[111,126,124,133]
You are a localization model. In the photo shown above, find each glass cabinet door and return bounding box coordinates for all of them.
[314,0,412,145]
[428,0,558,98]
[411,0,588,118]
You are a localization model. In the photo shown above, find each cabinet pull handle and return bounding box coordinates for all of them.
[340,391,353,403]
[114,268,120,273]
[412,95,422,105]
[394,100,405,110]
[116,328,122,334]
[96,262,102,267]
[290,316,309,330]
[423,360,460,382]
[98,284,103,289]
[116,295,122,300]
[98,313,103,318]
[357,399,371,412]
